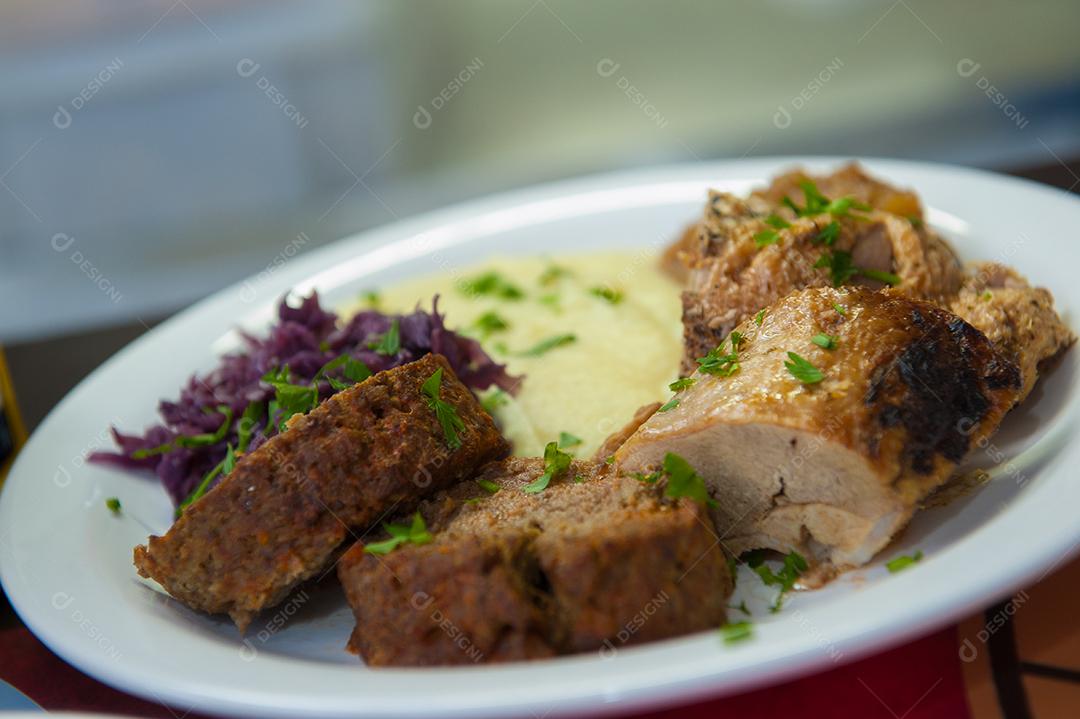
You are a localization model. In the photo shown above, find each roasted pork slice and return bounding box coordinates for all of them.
[134,353,508,632]
[338,457,731,666]
[949,262,1075,402]
[679,193,962,372]
[616,287,1021,571]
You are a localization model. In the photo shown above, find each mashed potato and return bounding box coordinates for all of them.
[347,251,682,457]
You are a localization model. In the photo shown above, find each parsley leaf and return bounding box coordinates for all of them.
[369,319,401,356]
[475,478,501,494]
[262,366,319,431]
[754,229,781,247]
[859,268,901,286]
[815,220,840,246]
[523,441,573,494]
[105,497,122,514]
[669,377,696,392]
[832,303,847,316]
[764,213,790,229]
[131,405,234,459]
[176,443,238,517]
[473,311,510,336]
[811,333,837,350]
[633,470,662,484]
[421,368,466,450]
[721,621,754,644]
[754,309,766,326]
[361,290,381,307]
[697,332,743,377]
[520,333,577,357]
[662,453,716,508]
[589,286,624,304]
[785,352,824,384]
[460,272,524,300]
[365,512,434,555]
[658,397,680,413]
[558,431,583,449]
[751,551,808,612]
[815,250,857,287]
[886,550,923,573]
[538,264,570,286]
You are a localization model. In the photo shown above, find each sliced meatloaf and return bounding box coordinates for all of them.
[338,457,731,666]
[616,287,1021,571]
[134,353,508,632]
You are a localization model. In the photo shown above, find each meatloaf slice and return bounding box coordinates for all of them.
[134,353,508,632]
[616,287,1021,572]
[338,457,731,666]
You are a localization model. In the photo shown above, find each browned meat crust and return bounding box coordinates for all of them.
[616,287,1021,569]
[338,457,731,666]
[134,354,508,632]
[677,188,962,373]
[752,162,924,221]
[592,401,661,461]
[949,262,1076,402]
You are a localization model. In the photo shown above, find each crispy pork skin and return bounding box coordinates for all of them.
[134,354,508,632]
[338,457,731,666]
[616,287,1021,570]
[949,262,1075,402]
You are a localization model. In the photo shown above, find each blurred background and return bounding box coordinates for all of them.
[1,0,1078,424]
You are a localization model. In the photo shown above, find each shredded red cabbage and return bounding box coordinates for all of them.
[89,292,518,506]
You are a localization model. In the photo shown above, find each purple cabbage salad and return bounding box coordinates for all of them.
[89,292,518,510]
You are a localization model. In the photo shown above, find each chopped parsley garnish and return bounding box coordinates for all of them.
[746,549,808,612]
[886,550,923,573]
[815,220,840,246]
[460,272,524,300]
[520,333,577,357]
[697,332,742,377]
[589,285,624,304]
[475,478,501,494]
[669,377,696,392]
[361,290,381,307]
[262,366,319,431]
[907,215,924,228]
[730,600,751,616]
[538,264,571,286]
[662,453,717,508]
[473,311,510,336]
[815,250,900,287]
[480,388,509,414]
[558,431,583,449]
[811,333,837,350]
[980,290,993,301]
[633,470,662,484]
[523,441,573,494]
[784,352,824,384]
[236,402,264,453]
[858,268,902,286]
[105,497,122,514]
[538,293,561,311]
[315,354,373,391]
[176,443,237,517]
[364,512,434,555]
[721,621,754,644]
[754,309,766,326]
[783,180,869,220]
[754,230,780,247]
[658,397,679,412]
[832,303,847,316]
[369,319,401,356]
[131,405,233,459]
[764,213,790,229]
[421,368,466,450]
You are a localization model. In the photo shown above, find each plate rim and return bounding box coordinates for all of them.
[3,155,1079,719]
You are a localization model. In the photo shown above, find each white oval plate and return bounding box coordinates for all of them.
[2,158,1078,719]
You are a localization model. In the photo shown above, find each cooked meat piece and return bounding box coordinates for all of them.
[679,196,962,373]
[751,162,924,221]
[592,401,661,460]
[949,262,1075,402]
[338,457,731,666]
[134,354,508,632]
[616,287,1021,571]
[660,223,700,283]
